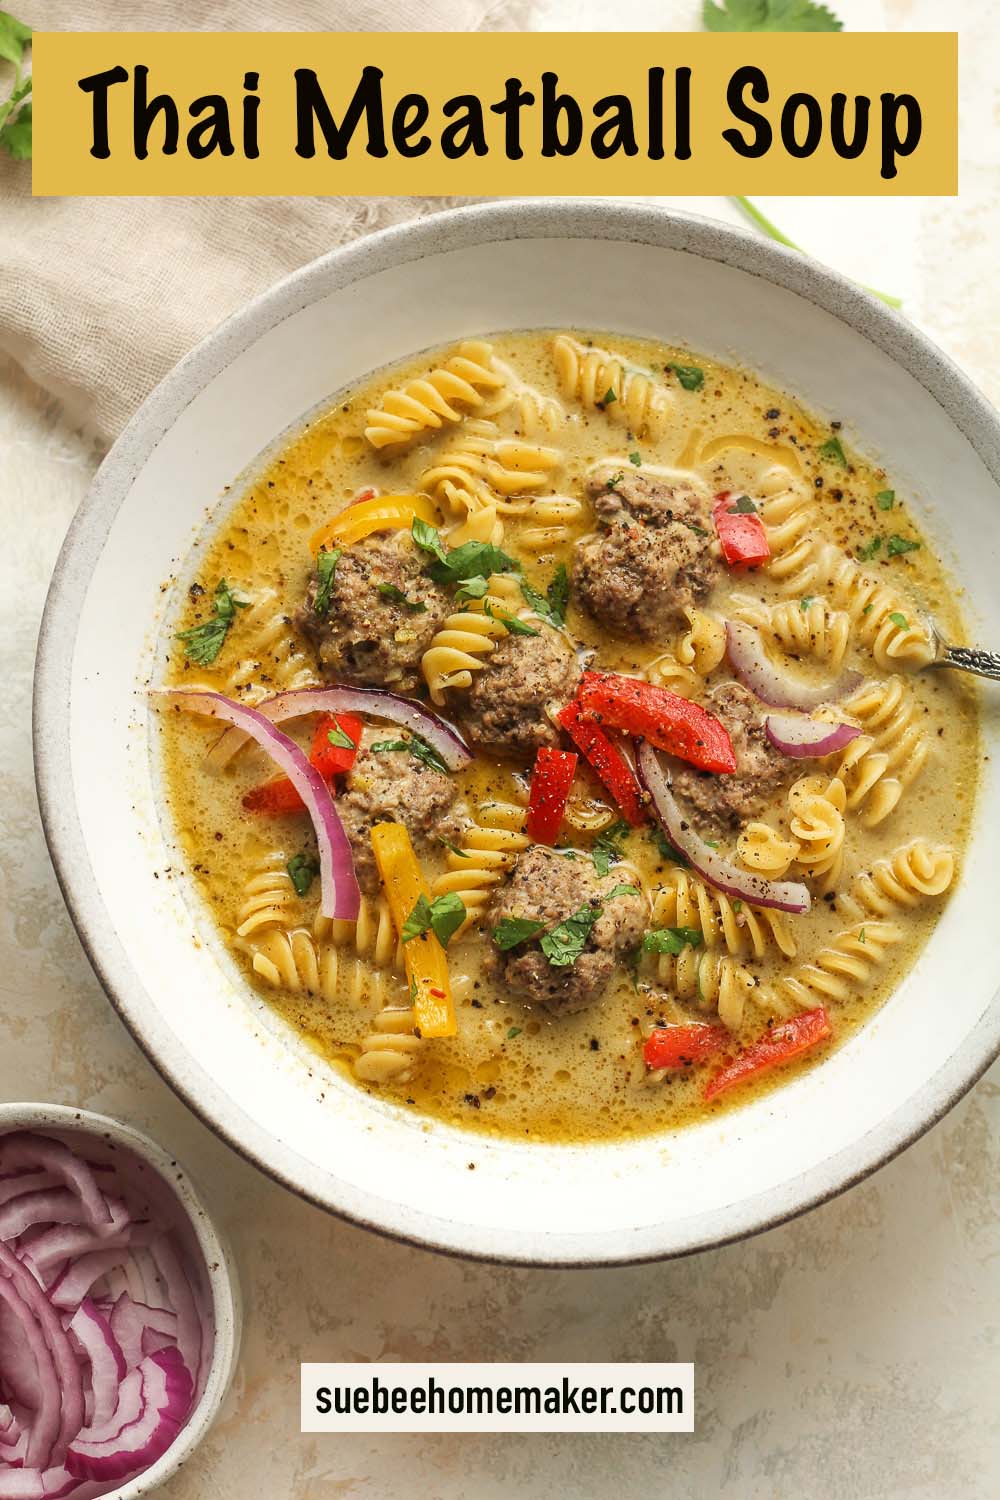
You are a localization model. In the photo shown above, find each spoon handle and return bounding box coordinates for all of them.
[930,644,1000,681]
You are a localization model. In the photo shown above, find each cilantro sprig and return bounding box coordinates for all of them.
[704,0,841,31]
[642,926,703,955]
[175,579,248,666]
[401,891,467,949]
[0,12,32,161]
[411,517,521,587]
[371,734,450,775]
[313,548,341,617]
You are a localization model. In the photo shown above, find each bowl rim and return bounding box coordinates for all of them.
[0,1101,240,1495]
[32,198,1000,1267]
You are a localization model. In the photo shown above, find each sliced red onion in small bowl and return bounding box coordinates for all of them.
[726,620,862,709]
[764,712,861,758]
[153,689,360,921]
[635,739,811,915]
[0,1118,230,1500]
[206,683,472,772]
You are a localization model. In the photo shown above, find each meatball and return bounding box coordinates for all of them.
[461,623,580,757]
[669,681,794,836]
[298,533,448,693]
[487,845,646,1015]
[572,468,721,640]
[338,732,463,894]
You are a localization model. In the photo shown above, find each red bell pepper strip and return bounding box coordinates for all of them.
[243,712,362,816]
[525,747,578,845]
[556,700,647,827]
[576,672,737,775]
[703,1006,832,1101]
[712,491,771,569]
[643,1023,730,1072]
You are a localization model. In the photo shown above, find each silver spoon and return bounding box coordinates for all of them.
[926,624,1000,682]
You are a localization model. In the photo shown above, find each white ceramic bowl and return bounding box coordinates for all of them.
[34,201,1000,1266]
[0,1102,240,1495]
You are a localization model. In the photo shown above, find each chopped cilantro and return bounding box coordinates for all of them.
[0,13,32,161]
[682,519,710,538]
[286,853,319,898]
[326,717,356,751]
[519,564,569,628]
[540,902,601,968]
[889,611,909,630]
[800,596,815,611]
[371,734,450,775]
[411,518,522,587]
[175,578,248,666]
[492,916,546,951]
[313,548,341,616]
[377,581,426,612]
[455,576,490,604]
[858,536,882,562]
[506,1026,522,1040]
[876,489,896,511]
[649,827,689,866]
[592,819,630,878]
[602,387,618,406]
[704,838,720,850]
[728,495,758,514]
[859,927,867,945]
[483,601,539,636]
[642,926,703,955]
[818,435,847,466]
[629,451,643,466]
[669,362,705,391]
[606,471,625,490]
[887,534,921,558]
[438,836,470,859]
[401,891,467,948]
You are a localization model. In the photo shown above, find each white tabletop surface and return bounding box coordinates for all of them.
[2,3,999,1495]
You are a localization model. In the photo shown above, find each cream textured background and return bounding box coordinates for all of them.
[2,1,999,1495]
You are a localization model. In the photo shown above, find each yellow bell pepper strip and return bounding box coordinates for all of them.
[371,821,456,1039]
[309,492,438,555]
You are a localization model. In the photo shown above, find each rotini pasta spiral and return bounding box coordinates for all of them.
[421,421,563,520]
[770,534,934,669]
[787,774,847,891]
[430,802,531,931]
[729,594,851,668]
[833,677,929,827]
[552,335,672,438]
[647,946,759,1032]
[477,360,566,434]
[759,478,820,586]
[676,607,727,675]
[651,867,798,963]
[737,823,799,879]
[315,894,403,972]
[234,852,300,938]
[766,919,904,1010]
[643,654,702,697]
[508,495,585,553]
[364,341,506,450]
[420,574,523,704]
[237,925,405,1009]
[840,839,955,921]
[353,1007,424,1084]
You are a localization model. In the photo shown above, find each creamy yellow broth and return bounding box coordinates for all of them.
[157,331,979,1142]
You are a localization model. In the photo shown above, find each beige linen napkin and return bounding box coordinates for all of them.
[0,1,520,443]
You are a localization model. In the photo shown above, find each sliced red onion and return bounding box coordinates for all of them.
[149,1239,201,1390]
[67,1348,193,1485]
[67,1301,126,1431]
[0,1275,59,1471]
[765,712,861,758]
[0,1135,112,1230]
[154,689,360,921]
[0,1242,84,1468]
[207,682,472,772]
[0,1189,96,1242]
[726,620,862,709]
[0,1466,79,1500]
[49,1249,137,1313]
[635,739,811,915]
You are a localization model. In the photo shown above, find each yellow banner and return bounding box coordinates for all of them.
[32,31,957,197]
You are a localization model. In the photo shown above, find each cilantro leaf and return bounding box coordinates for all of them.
[800,595,815,611]
[605,883,641,901]
[889,612,909,630]
[0,11,30,72]
[728,495,758,514]
[601,387,618,406]
[371,734,450,775]
[506,1026,522,1040]
[669,362,705,391]
[483,600,539,636]
[1,95,28,158]
[519,563,569,628]
[703,0,842,32]
[649,827,689,866]
[876,489,896,511]
[887,534,921,558]
[539,902,601,967]
[376,581,427,612]
[411,518,521,588]
[492,915,546,951]
[629,451,642,466]
[642,926,704,955]
[286,853,319,898]
[313,548,341,616]
[455,576,490,604]
[858,536,882,562]
[175,578,248,666]
[326,717,356,750]
[592,819,630,878]
[402,891,467,948]
[818,435,848,466]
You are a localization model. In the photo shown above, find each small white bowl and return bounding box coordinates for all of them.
[0,1103,241,1498]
